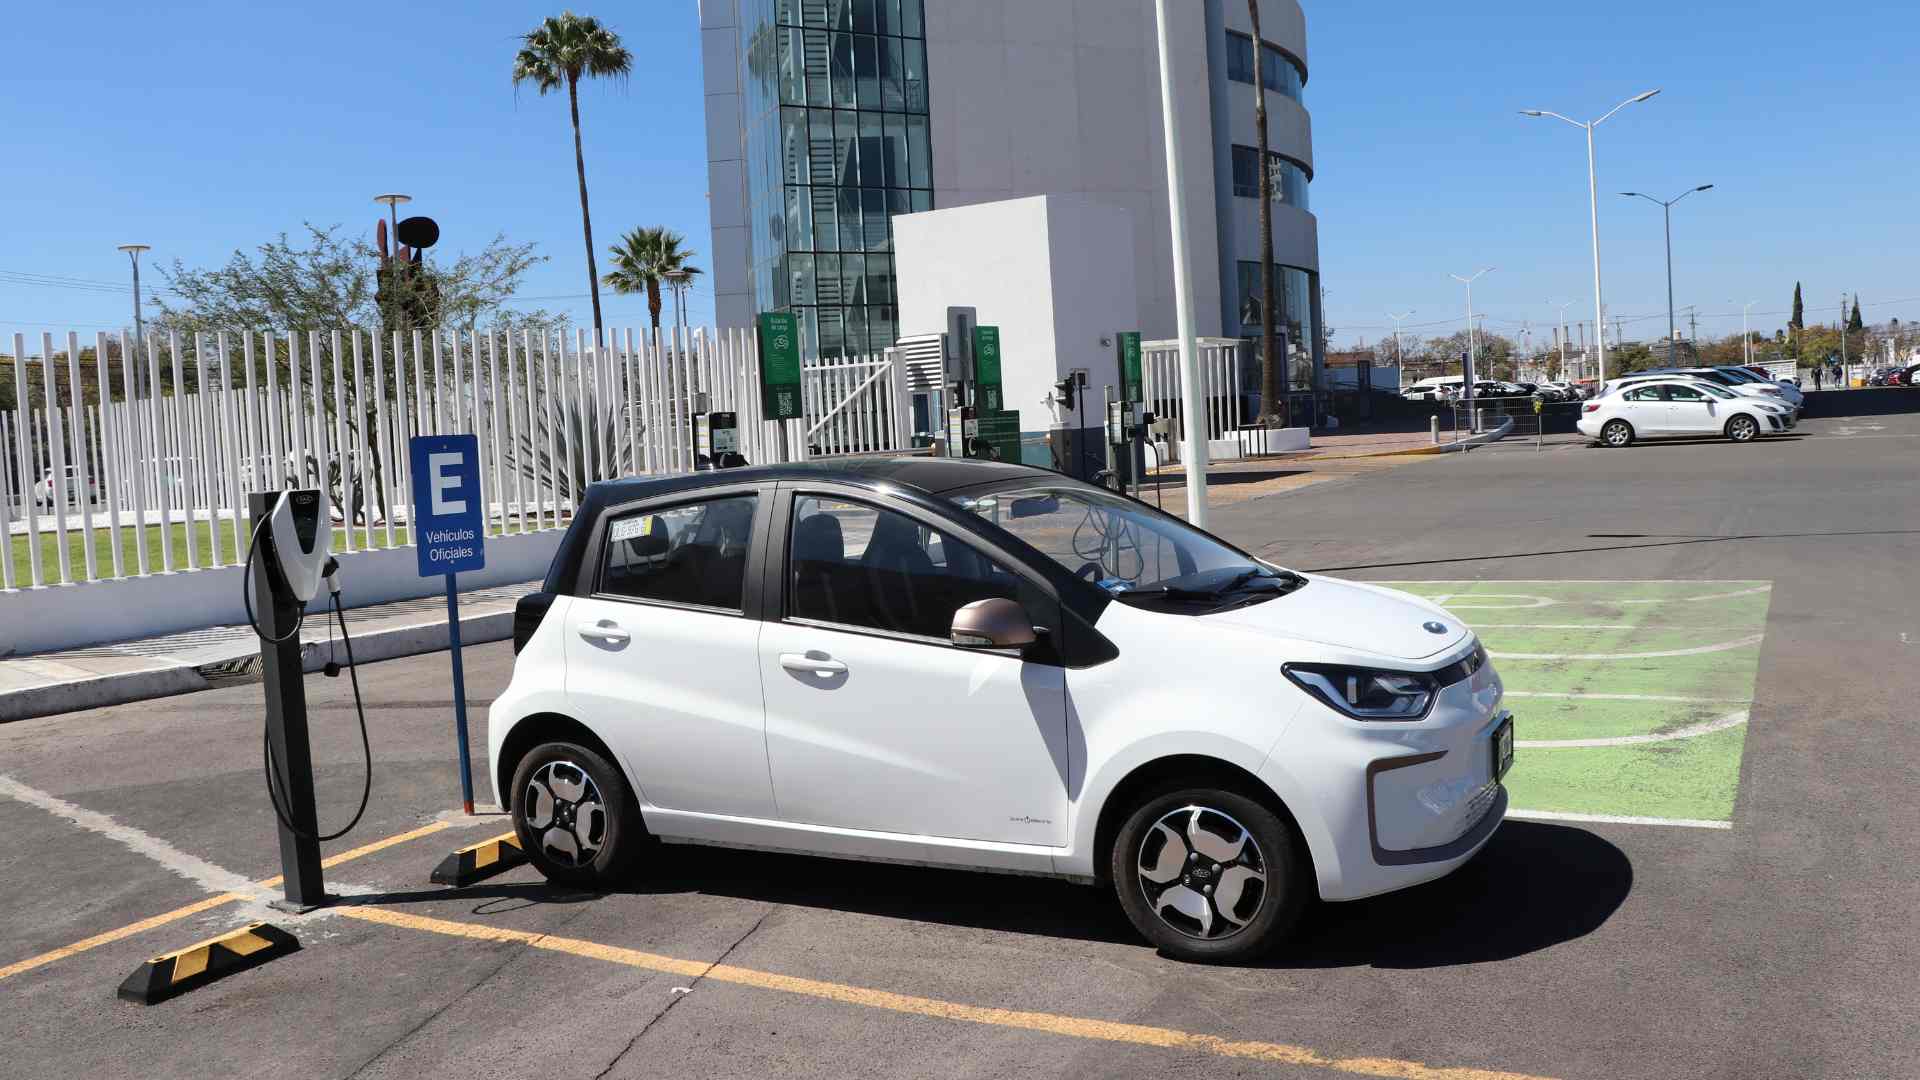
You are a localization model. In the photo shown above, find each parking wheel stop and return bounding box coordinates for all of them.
[117,922,301,1005]
[429,830,528,886]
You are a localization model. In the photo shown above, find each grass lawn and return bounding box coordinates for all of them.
[6,517,549,584]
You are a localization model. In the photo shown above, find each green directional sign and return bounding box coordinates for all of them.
[758,311,803,420]
[1118,331,1143,404]
[973,325,1003,413]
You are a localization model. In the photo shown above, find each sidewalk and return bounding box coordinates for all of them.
[0,581,540,722]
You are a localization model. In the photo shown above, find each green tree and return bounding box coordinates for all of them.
[1790,282,1804,330]
[514,12,634,346]
[602,227,703,332]
[1848,297,1864,332]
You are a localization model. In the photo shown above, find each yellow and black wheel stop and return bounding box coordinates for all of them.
[430,830,527,886]
[117,922,300,1005]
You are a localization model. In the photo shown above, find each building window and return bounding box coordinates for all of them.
[746,0,932,359]
[1224,31,1305,103]
[1229,145,1311,211]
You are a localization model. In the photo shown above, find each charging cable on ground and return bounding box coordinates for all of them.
[243,518,373,843]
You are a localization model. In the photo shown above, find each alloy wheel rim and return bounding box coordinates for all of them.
[524,760,607,868]
[1732,417,1755,440]
[1137,805,1268,941]
[1606,423,1629,446]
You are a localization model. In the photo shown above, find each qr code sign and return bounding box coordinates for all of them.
[778,390,796,414]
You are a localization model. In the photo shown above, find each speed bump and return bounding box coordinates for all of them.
[429,830,527,886]
[117,922,300,1005]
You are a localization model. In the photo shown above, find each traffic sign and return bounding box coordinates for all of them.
[409,434,486,577]
[759,312,803,420]
[974,325,1003,412]
[1118,331,1143,404]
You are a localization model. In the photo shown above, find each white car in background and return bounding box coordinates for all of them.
[1579,377,1793,447]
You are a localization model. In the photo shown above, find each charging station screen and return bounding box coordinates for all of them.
[409,434,487,577]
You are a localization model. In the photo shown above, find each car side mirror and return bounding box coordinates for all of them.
[950,598,1038,649]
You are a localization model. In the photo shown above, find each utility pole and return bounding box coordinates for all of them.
[117,244,151,396]
[1152,0,1209,526]
[1839,293,1849,376]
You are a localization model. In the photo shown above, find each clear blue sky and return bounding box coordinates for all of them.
[4,0,1915,353]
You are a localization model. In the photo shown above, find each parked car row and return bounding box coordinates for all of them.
[1578,367,1802,448]
[1865,363,1920,386]
[1401,377,1592,403]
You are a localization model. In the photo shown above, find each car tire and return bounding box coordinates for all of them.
[1110,784,1306,964]
[1601,419,1634,448]
[510,739,644,888]
[1725,414,1759,443]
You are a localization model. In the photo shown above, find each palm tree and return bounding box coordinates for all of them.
[603,227,703,332]
[1249,0,1285,429]
[513,12,633,345]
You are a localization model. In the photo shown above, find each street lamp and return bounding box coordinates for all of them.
[1450,268,1495,423]
[116,243,151,396]
[1520,89,1661,385]
[1388,310,1415,369]
[373,193,412,256]
[1619,184,1713,365]
[1552,299,1575,379]
[1739,300,1758,365]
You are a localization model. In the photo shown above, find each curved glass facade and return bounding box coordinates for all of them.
[1224,30,1305,103]
[1230,145,1310,211]
[740,0,931,359]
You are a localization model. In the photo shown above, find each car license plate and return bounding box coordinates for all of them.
[1491,717,1514,781]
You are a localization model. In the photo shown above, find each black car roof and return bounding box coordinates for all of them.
[582,456,1051,505]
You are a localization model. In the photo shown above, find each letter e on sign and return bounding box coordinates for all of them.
[429,453,467,515]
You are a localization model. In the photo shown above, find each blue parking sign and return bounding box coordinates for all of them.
[409,434,486,577]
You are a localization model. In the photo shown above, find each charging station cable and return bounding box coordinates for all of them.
[242,531,374,843]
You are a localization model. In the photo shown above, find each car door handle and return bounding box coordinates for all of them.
[577,620,630,644]
[780,653,847,676]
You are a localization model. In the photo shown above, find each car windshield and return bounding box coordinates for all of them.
[1714,368,1760,383]
[1692,382,1737,399]
[951,484,1304,611]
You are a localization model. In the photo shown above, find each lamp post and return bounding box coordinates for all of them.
[1520,89,1661,385]
[373,193,412,255]
[1619,184,1713,365]
[1450,269,1495,427]
[1740,300,1758,366]
[1153,0,1209,526]
[116,243,151,396]
[1388,310,1414,373]
[1553,300,1574,380]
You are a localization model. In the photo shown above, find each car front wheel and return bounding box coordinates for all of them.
[1725,414,1760,443]
[1111,785,1305,963]
[1601,419,1634,448]
[510,740,644,887]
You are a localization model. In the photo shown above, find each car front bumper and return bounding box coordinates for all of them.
[1261,654,1511,902]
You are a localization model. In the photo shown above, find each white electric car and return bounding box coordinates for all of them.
[492,459,1511,962]
[1578,377,1794,447]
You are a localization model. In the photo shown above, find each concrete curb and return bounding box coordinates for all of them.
[1365,417,1517,457]
[0,610,515,724]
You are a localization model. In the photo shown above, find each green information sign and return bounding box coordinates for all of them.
[1118,331,1143,404]
[758,311,803,420]
[974,410,1022,463]
[973,325,1003,412]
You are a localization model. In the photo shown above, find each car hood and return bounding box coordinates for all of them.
[1198,575,1471,662]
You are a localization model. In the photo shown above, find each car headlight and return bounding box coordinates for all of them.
[1284,663,1439,721]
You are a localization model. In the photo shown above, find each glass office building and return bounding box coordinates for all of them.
[736,0,931,359]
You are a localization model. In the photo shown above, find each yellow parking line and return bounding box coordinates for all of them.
[0,819,454,983]
[341,906,1557,1080]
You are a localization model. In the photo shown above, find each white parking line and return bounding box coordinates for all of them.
[1507,808,1732,830]
[1490,632,1764,661]
[1516,710,1747,749]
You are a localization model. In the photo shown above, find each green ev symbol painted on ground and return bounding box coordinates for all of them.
[1390,580,1774,826]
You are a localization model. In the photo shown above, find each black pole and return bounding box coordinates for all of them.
[249,491,326,910]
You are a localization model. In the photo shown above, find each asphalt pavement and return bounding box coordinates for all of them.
[2,410,1917,1079]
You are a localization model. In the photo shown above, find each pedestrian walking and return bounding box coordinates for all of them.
[1813,366,1824,390]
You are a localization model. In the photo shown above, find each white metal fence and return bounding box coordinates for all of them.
[3,326,910,591]
[1141,338,1247,444]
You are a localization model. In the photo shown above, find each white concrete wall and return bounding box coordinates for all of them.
[922,0,1224,341]
[698,0,754,330]
[894,195,1140,442]
[3,530,563,657]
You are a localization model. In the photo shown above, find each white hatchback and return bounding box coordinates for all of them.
[1578,377,1793,447]
[491,460,1511,962]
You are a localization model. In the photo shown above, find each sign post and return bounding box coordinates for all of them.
[973,325,1003,412]
[409,434,487,814]
[758,312,803,425]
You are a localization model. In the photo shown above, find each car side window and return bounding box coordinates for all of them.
[1667,385,1706,402]
[1625,386,1664,401]
[599,495,757,611]
[789,496,1022,640]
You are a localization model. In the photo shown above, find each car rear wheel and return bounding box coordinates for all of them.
[510,740,644,887]
[1601,419,1634,448]
[1725,414,1760,443]
[1111,785,1305,963]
